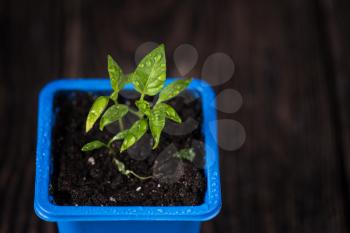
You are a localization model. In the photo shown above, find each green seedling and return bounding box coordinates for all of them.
[174,148,196,162]
[82,44,192,180]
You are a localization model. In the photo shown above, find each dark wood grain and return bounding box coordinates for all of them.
[218,1,348,232]
[319,0,350,204]
[0,0,349,232]
[0,0,60,232]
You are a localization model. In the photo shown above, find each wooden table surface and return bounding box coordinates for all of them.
[1,0,350,232]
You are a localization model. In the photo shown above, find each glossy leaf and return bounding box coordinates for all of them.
[132,44,166,96]
[86,96,109,132]
[120,134,136,153]
[81,140,106,152]
[114,130,129,140]
[108,130,128,147]
[113,158,127,174]
[135,100,151,116]
[158,103,181,123]
[99,104,128,130]
[174,148,196,162]
[119,74,130,91]
[109,91,119,102]
[124,73,132,83]
[120,119,148,152]
[108,55,123,91]
[109,73,130,102]
[149,104,166,149]
[157,78,192,103]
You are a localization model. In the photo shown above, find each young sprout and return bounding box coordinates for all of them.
[174,148,196,162]
[81,44,192,180]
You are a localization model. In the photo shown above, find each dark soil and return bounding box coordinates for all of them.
[51,90,206,206]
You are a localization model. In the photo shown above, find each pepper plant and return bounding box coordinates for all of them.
[81,44,192,180]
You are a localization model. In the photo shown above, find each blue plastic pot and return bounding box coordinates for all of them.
[34,78,221,233]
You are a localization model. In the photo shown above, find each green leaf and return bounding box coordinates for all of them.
[158,103,181,123]
[113,158,127,174]
[149,104,166,149]
[81,140,106,152]
[120,119,148,152]
[132,44,166,96]
[119,74,130,90]
[108,55,130,103]
[120,134,136,153]
[157,78,192,103]
[114,130,129,140]
[124,73,132,83]
[109,91,119,102]
[108,55,123,91]
[108,130,128,147]
[135,100,151,116]
[109,73,131,102]
[174,148,196,162]
[86,96,109,132]
[99,104,128,130]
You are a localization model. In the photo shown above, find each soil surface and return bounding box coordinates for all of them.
[51,90,206,206]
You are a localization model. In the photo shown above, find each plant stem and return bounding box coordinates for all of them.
[110,91,118,103]
[112,158,152,181]
[118,119,124,130]
[128,108,143,118]
[107,147,116,155]
[128,171,153,181]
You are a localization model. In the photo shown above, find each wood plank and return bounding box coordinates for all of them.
[221,0,348,232]
[318,0,350,202]
[58,0,348,232]
[0,0,60,232]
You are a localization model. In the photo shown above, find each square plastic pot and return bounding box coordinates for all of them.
[34,78,221,233]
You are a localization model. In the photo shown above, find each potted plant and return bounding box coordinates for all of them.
[34,44,221,233]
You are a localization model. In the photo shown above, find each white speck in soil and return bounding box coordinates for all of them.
[157,184,161,188]
[87,157,95,165]
[109,197,116,202]
[136,186,142,192]
[83,177,86,181]
[74,204,78,206]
